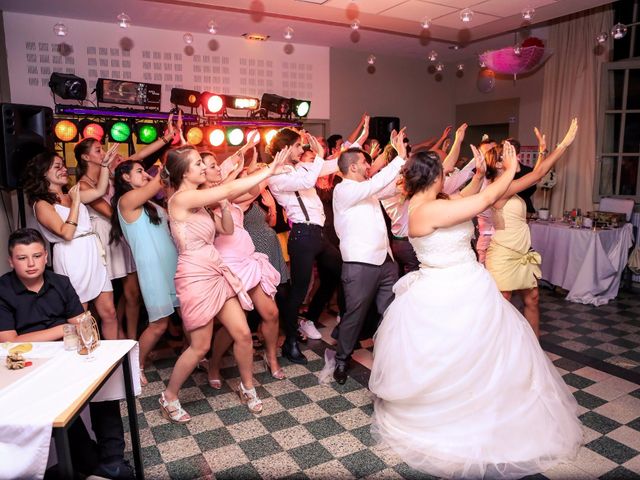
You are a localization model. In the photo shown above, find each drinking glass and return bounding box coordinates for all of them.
[78,317,96,362]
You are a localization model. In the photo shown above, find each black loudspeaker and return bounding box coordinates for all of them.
[370,116,400,147]
[0,103,54,189]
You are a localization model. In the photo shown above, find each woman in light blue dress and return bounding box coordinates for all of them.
[111,160,179,385]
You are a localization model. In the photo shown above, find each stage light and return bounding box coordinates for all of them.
[229,96,260,110]
[81,122,105,142]
[261,93,292,116]
[136,123,158,144]
[48,72,87,101]
[264,129,278,145]
[54,119,78,142]
[291,99,311,118]
[110,121,131,142]
[201,92,225,115]
[170,88,201,108]
[227,128,245,146]
[208,128,225,147]
[186,127,204,146]
[246,129,260,144]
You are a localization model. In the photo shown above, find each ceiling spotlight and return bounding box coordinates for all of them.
[596,32,609,44]
[208,20,217,34]
[53,23,68,37]
[611,22,628,40]
[284,26,294,40]
[421,17,432,29]
[459,8,474,23]
[513,44,522,56]
[428,50,438,62]
[436,62,444,72]
[367,54,376,65]
[351,19,360,30]
[183,33,194,45]
[117,12,131,29]
[522,7,535,21]
[457,63,464,71]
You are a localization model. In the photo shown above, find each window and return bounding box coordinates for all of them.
[595,60,640,202]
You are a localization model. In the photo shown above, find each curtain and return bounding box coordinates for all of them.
[538,6,613,217]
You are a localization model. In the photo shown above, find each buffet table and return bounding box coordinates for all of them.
[0,340,142,479]
[529,221,634,306]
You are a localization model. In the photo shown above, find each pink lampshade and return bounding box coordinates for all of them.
[479,45,550,77]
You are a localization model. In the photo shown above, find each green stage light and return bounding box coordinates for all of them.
[110,121,131,142]
[227,128,244,146]
[137,124,158,144]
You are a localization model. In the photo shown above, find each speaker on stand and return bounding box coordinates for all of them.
[369,116,400,148]
[0,103,54,228]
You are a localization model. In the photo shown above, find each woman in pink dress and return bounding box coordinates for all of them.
[158,145,290,423]
[202,150,285,387]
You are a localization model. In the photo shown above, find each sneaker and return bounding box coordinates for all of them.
[90,459,135,480]
[298,319,322,340]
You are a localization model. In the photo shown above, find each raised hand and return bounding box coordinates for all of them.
[102,142,121,166]
[68,183,81,204]
[501,141,517,172]
[369,140,381,159]
[559,117,578,149]
[165,113,175,138]
[455,123,468,141]
[534,126,547,153]
[269,146,294,175]
[305,132,325,159]
[470,144,486,176]
[390,127,407,159]
[440,125,453,141]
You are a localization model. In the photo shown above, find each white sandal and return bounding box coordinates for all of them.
[159,392,191,423]
[237,382,263,414]
[140,367,148,387]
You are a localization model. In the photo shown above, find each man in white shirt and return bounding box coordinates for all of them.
[332,131,407,384]
[267,128,341,364]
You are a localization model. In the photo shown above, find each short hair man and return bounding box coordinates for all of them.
[332,132,407,384]
[0,228,132,479]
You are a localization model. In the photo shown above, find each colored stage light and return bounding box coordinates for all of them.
[186,127,204,146]
[201,92,225,115]
[229,96,259,110]
[136,124,158,144]
[54,120,78,142]
[227,128,244,146]
[170,88,201,108]
[264,128,278,145]
[261,93,291,116]
[110,121,131,142]
[208,128,225,147]
[82,122,105,142]
[292,99,311,118]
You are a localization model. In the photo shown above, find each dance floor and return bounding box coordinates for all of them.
[117,288,640,479]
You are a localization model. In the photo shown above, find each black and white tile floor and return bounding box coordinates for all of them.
[122,288,640,479]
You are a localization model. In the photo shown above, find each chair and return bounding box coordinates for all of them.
[599,197,635,221]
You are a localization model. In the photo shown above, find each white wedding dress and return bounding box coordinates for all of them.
[369,221,583,479]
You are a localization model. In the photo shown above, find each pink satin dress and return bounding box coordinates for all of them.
[170,207,251,331]
[214,204,280,300]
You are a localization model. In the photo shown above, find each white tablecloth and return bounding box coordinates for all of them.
[530,222,634,306]
[0,340,140,480]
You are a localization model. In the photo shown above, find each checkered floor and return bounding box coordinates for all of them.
[122,287,640,480]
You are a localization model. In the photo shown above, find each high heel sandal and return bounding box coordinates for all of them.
[158,392,191,423]
[262,353,286,380]
[208,377,222,390]
[237,382,263,414]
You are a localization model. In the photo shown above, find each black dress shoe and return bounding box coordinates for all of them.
[333,364,348,384]
[282,339,308,365]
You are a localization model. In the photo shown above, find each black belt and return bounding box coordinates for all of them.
[292,222,323,230]
[392,235,409,241]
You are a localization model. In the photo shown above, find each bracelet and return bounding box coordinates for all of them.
[539,149,549,155]
[100,163,109,168]
[161,136,171,145]
[65,220,78,227]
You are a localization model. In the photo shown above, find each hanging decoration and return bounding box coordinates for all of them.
[479,37,551,81]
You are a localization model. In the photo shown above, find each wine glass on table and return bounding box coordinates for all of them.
[78,315,96,362]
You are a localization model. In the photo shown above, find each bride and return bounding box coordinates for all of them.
[369,141,582,479]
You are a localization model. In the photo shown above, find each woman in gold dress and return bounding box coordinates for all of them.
[485,119,578,336]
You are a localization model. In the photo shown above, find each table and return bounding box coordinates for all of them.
[0,340,143,479]
[529,221,634,306]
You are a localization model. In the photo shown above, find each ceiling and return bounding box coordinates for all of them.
[0,0,616,61]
